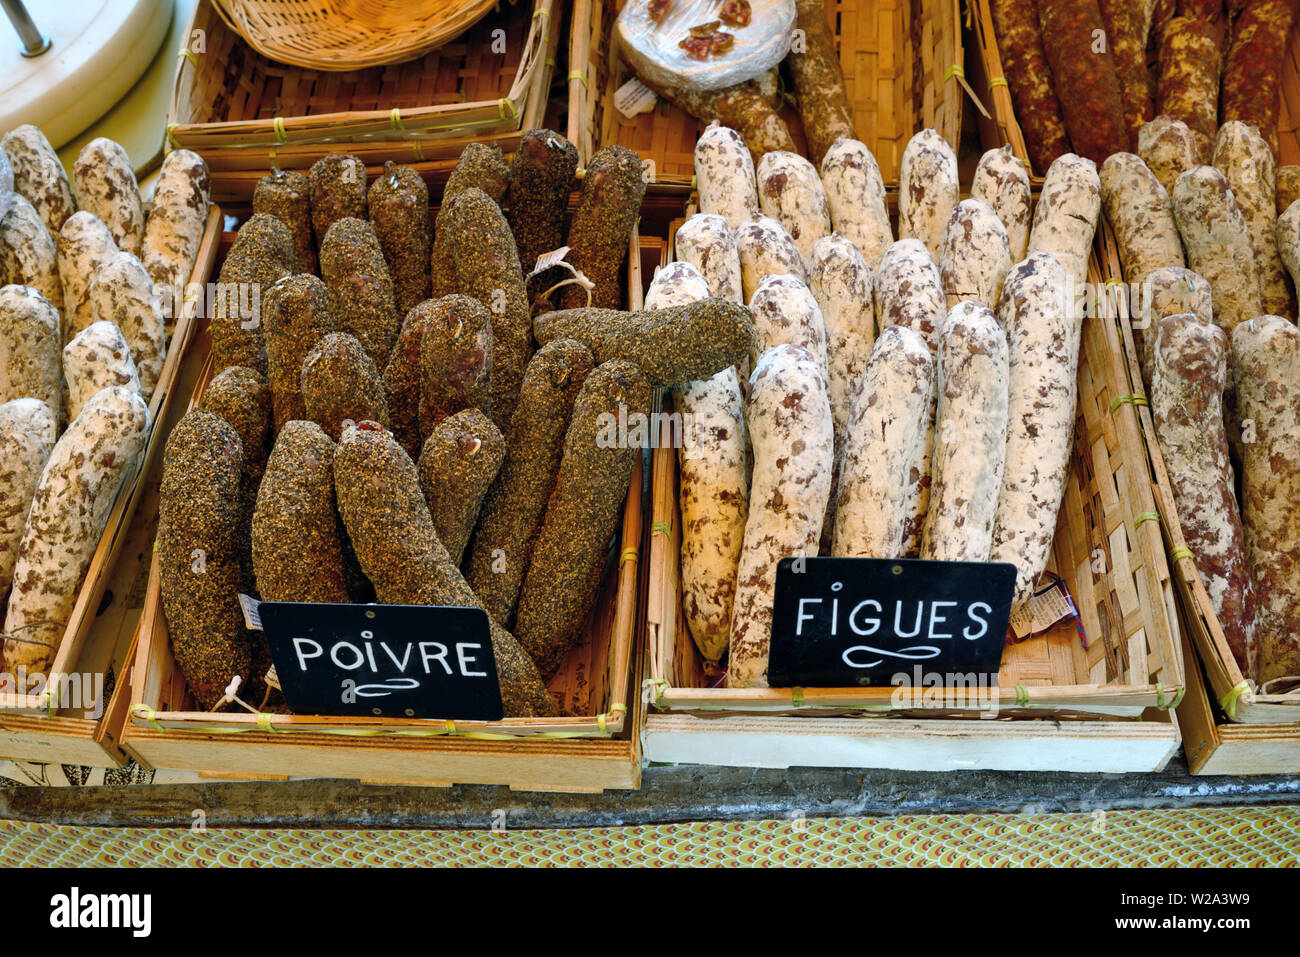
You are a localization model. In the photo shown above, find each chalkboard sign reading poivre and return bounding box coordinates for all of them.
[767,557,1016,688]
[259,602,503,721]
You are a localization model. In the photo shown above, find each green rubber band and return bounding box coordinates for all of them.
[597,705,625,734]
[165,124,180,149]
[1134,511,1159,530]
[943,64,965,83]
[255,712,278,733]
[131,704,166,733]
[988,77,1008,89]
[1110,393,1149,413]
[389,108,406,134]
[1015,685,1029,707]
[1171,546,1194,562]
[620,547,638,566]
[652,521,672,537]
[272,116,288,144]
[1220,680,1251,719]
[791,687,805,707]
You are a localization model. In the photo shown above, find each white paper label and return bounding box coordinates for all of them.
[238,592,263,631]
[1009,579,1076,640]
[264,665,281,691]
[528,245,571,278]
[614,77,658,119]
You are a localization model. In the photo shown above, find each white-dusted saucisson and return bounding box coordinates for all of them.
[1231,315,1300,683]
[0,194,60,310]
[2,386,149,672]
[1,125,76,236]
[58,212,118,344]
[1028,153,1101,291]
[898,129,959,261]
[990,253,1079,608]
[971,145,1032,262]
[63,321,141,421]
[143,148,211,312]
[734,213,806,301]
[88,251,167,401]
[1138,115,1200,197]
[1279,199,1300,302]
[0,398,57,600]
[1100,153,1184,287]
[1136,266,1213,389]
[921,302,1009,563]
[1213,122,1292,318]
[728,344,833,688]
[874,239,945,353]
[73,138,144,257]
[939,198,1012,310]
[1171,165,1260,332]
[819,137,893,269]
[746,273,827,373]
[831,327,934,559]
[0,284,61,421]
[1153,312,1258,678]
[674,214,743,303]
[808,235,874,449]
[756,151,832,272]
[695,122,760,232]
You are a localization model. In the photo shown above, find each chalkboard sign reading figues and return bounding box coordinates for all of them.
[259,602,504,720]
[767,558,1017,688]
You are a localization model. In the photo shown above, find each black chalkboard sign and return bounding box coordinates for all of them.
[767,557,1016,688]
[259,602,504,720]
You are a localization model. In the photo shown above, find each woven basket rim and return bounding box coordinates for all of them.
[211,0,504,71]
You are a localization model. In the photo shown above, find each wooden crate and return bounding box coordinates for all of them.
[169,0,556,205]
[639,236,1184,771]
[0,207,224,767]
[569,0,964,187]
[118,225,650,792]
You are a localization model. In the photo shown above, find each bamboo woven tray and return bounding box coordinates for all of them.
[644,233,1184,733]
[168,0,555,204]
[0,207,224,768]
[118,221,648,791]
[568,0,965,187]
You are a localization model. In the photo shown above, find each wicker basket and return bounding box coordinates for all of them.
[209,0,503,71]
[644,223,1184,744]
[569,0,965,187]
[169,0,554,204]
[118,213,648,791]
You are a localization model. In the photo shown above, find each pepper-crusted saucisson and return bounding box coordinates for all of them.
[728,344,834,687]
[971,145,1032,262]
[211,213,296,376]
[1,125,75,236]
[1152,313,1258,677]
[831,327,934,560]
[674,214,743,303]
[1213,122,1293,317]
[989,0,1071,173]
[430,143,510,298]
[990,253,1079,608]
[417,294,492,438]
[380,298,436,458]
[787,0,856,165]
[73,138,144,257]
[695,123,760,232]
[1028,154,1102,292]
[819,137,894,269]
[1138,115,1202,196]
[465,339,594,625]
[3,387,149,673]
[0,284,61,420]
[513,359,651,679]
[921,302,1010,563]
[263,274,335,434]
[0,398,56,601]
[309,154,367,251]
[533,298,752,388]
[301,331,391,441]
[318,216,399,370]
[253,168,315,275]
[333,421,556,716]
[756,151,831,272]
[1221,0,1300,159]
[559,145,646,311]
[939,199,1012,310]
[1172,165,1261,332]
[874,239,946,354]
[506,128,579,275]
[898,129,959,261]
[416,408,505,566]
[88,251,167,401]
[1232,314,1300,683]
[0,194,60,310]
[1157,17,1220,162]
[368,161,430,319]
[734,213,806,300]
[442,187,531,428]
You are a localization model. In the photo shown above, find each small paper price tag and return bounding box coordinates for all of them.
[614,77,658,118]
[1009,578,1076,640]
[238,593,263,631]
[528,245,571,278]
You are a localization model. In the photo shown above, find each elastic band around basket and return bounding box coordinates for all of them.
[165,124,179,148]
[596,703,627,734]
[568,70,588,88]
[1134,511,1159,530]
[1220,680,1251,719]
[791,687,805,708]
[272,117,288,144]
[131,704,166,732]
[390,108,406,134]
[943,64,964,82]
[255,712,278,733]
[1171,546,1194,562]
[988,77,1008,89]
[1015,685,1029,707]
[498,98,516,120]
[1109,393,1148,413]
[178,47,198,68]
[652,520,671,538]
[1155,682,1185,710]
[39,683,57,715]
[620,547,638,566]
